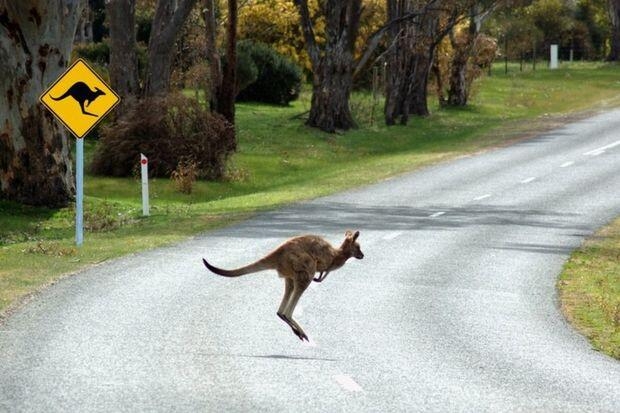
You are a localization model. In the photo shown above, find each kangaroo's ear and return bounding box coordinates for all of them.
[345,230,353,238]
[352,230,360,241]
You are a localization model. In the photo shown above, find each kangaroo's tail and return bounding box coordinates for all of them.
[202,257,270,277]
[50,91,71,101]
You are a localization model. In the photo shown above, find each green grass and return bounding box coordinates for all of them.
[558,217,620,360]
[2,61,620,317]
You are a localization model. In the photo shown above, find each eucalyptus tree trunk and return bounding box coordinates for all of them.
[217,0,237,125]
[0,0,82,207]
[143,0,197,97]
[446,23,476,106]
[384,0,439,124]
[202,0,222,113]
[446,2,496,106]
[307,42,357,132]
[294,0,361,132]
[106,0,140,107]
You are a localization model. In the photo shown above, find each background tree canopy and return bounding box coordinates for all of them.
[1,0,619,207]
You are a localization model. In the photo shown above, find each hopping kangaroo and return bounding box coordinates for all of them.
[51,81,105,117]
[202,231,364,341]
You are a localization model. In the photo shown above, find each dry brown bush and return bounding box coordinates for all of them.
[170,159,198,194]
[91,93,235,180]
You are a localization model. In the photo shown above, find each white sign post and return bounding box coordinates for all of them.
[550,44,559,69]
[140,153,150,216]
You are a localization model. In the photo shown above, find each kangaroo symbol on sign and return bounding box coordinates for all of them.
[50,81,106,117]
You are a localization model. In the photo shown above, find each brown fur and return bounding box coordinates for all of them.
[202,231,363,341]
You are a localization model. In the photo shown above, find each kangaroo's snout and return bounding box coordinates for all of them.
[355,251,364,259]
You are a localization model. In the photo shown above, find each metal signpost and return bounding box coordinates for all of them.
[40,58,120,246]
[76,139,85,245]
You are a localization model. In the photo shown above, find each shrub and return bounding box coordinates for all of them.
[91,93,236,180]
[72,41,110,65]
[235,47,259,93]
[236,40,302,105]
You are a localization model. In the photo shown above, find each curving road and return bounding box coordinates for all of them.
[1,109,620,412]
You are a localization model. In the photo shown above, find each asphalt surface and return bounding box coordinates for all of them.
[1,109,620,412]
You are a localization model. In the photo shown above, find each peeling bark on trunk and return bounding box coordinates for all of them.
[217,0,237,125]
[384,1,438,124]
[294,0,361,133]
[309,62,356,132]
[0,0,82,207]
[106,0,140,108]
[446,30,474,107]
[143,0,197,97]
[385,47,434,124]
[202,0,222,113]
[446,3,492,107]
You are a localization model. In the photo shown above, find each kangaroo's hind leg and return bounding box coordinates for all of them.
[282,274,312,341]
[79,100,98,117]
[277,278,295,326]
[277,277,306,340]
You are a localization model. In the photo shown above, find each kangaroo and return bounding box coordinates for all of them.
[50,81,106,117]
[202,230,364,341]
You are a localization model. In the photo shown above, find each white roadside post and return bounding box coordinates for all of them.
[141,154,150,216]
[550,44,559,69]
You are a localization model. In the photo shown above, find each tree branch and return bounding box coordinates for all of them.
[293,0,320,70]
[353,0,444,79]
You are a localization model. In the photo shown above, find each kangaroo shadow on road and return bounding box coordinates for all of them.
[239,354,338,362]
[202,353,337,362]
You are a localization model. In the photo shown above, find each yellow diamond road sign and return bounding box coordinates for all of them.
[40,58,120,138]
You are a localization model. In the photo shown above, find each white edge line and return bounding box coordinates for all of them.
[334,374,363,392]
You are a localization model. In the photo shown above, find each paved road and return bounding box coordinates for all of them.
[1,110,620,412]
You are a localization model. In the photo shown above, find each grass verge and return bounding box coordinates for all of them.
[2,62,620,319]
[558,218,620,360]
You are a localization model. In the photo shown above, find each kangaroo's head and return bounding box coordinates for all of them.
[94,87,106,98]
[341,230,364,259]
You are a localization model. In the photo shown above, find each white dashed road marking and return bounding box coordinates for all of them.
[520,177,536,184]
[583,140,620,156]
[473,194,491,201]
[560,161,574,168]
[334,374,363,392]
[429,211,446,218]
